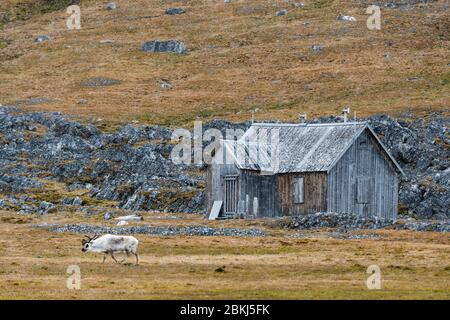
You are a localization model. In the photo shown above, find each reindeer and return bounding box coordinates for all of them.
[81,234,139,265]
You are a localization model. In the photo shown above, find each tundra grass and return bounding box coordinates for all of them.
[0,210,448,299]
[0,0,449,126]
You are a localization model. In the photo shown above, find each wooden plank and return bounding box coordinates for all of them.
[209,201,223,220]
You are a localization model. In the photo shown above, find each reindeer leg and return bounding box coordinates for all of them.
[119,251,129,264]
[102,254,107,263]
[111,252,120,264]
[134,252,139,265]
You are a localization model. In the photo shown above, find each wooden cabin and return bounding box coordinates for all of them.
[206,122,404,220]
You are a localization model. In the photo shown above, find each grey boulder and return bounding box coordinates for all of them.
[165,8,186,15]
[34,35,50,43]
[141,40,187,54]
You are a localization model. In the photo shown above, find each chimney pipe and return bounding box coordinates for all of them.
[251,108,260,123]
[342,107,350,123]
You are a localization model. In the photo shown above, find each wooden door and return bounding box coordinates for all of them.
[224,175,239,216]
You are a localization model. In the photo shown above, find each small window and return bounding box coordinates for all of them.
[359,137,368,149]
[293,177,304,204]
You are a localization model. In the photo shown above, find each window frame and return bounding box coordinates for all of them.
[293,176,305,204]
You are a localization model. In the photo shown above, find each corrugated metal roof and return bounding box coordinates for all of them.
[219,122,403,174]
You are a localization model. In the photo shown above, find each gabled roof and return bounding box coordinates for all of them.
[222,122,404,175]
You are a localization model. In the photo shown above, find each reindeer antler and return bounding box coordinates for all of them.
[84,234,99,242]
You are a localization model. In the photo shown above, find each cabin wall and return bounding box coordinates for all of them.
[239,170,279,217]
[327,130,399,219]
[206,162,239,215]
[278,172,328,215]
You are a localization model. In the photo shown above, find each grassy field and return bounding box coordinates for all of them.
[0,0,449,126]
[0,210,448,299]
[0,0,448,300]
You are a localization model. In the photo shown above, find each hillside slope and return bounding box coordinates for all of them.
[0,0,449,125]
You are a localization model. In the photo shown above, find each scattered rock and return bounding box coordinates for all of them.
[159,79,173,89]
[62,197,83,206]
[34,35,50,43]
[276,9,288,16]
[105,2,117,10]
[141,40,187,54]
[311,44,323,53]
[337,15,356,22]
[103,212,113,220]
[0,199,9,209]
[77,99,88,105]
[38,201,56,214]
[320,72,337,79]
[80,77,122,87]
[280,212,449,232]
[117,220,129,226]
[36,223,267,237]
[165,8,186,15]
[293,2,305,8]
[13,98,52,106]
[406,76,423,82]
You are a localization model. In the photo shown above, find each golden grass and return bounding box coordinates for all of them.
[0,0,448,126]
[0,210,449,299]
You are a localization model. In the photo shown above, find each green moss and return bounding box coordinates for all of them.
[0,39,10,49]
[0,1,86,27]
[79,196,115,207]
[152,189,198,208]
[95,121,123,134]
[313,0,335,9]
[116,184,135,195]
[31,190,64,203]
[440,72,450,86]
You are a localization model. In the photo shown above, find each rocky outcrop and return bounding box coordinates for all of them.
[0,106,203,214]
[0,106,448,220]
[279,212,449,232]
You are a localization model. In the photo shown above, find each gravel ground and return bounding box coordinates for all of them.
[287,232,383,240]
[281,212,450,232]
[34,223,266,237]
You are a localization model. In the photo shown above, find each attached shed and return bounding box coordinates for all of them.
[206,122,404,220]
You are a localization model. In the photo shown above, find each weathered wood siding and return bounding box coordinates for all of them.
[278,172,328,215]
[206,162,239,215]
[327,129,399,219]
[239,170,279,217]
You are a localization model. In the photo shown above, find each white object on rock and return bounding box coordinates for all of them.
[115,215,144,222]
[117,220,129,226]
